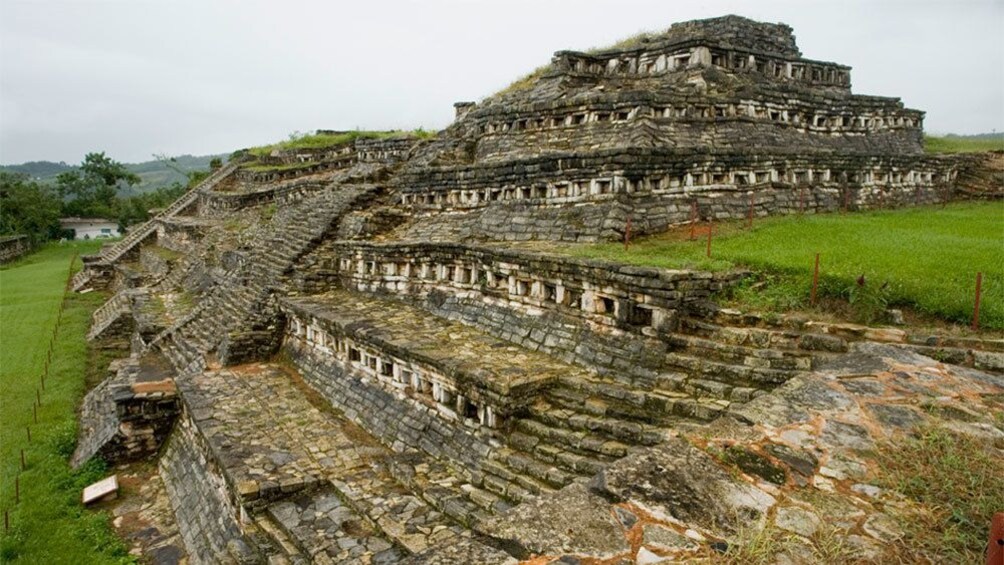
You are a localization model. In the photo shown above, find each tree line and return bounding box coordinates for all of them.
[0,152,221,243]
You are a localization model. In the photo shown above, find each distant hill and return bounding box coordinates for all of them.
[937,132,1003,141]
[0,154,225,194]
[1,160,76,179]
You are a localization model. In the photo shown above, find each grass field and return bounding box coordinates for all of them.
[924,134,1004,153]
[567,202,1004,329]
[0,241,132,564]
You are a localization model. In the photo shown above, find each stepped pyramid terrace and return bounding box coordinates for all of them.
[67,15,1003,565]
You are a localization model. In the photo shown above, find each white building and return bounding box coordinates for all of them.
[59,217,121,240]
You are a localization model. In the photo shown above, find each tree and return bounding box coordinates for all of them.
[0,171,63,243]
[56,152,140,219]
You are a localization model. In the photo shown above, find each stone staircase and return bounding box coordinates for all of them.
[150,182,381,368]
[87,290,134,341]
[71,161,243,292]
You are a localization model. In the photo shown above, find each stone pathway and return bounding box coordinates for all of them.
[108,461,188,564]
[177,362,478,560]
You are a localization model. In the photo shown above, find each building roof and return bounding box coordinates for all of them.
[59,217,117,224]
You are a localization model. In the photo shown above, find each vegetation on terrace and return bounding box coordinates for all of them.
[246,129,436,157]
[0,241,132,563]
[490,30,660,98]
[563,202,1004,329]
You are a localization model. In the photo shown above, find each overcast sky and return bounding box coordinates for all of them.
[0,0,1001,165]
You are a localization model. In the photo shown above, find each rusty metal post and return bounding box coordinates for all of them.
[706,221,713,258]
[987,512,1003,565]
[20,449,25,471]
[811,253,821,306]
[972,272,983,331]
[689,201,698,240]
[748,193,754,229]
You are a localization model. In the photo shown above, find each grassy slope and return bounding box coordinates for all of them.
[0,242,131,564]
[924,134,1004,153]
[569,202,1004,329]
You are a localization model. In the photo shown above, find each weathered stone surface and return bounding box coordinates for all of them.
[485,483,632,557]
[72,354,180,468]
[66,13,1004,565]
[589,437,776,534]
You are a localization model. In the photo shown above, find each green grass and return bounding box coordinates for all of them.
[147,246,181,262]
[247,129,436,157]
[0,241,133,564]
[491,65,551,98]
[925,134,1004,153]
[585,30,658,54]
[566,202,1004,328]
[243,161,319,173]
[874,425,1004,562]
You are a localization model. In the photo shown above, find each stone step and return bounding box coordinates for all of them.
[386,454,503,528]
[512,417,631,460]
[547,376,715,428]
[528,397,667,444]
[651,372,762,403]
[679,315,847,354]
[664,351,798,386]
[507,428,615,477]
[253,514,309,565]
[477,454,558,504]
[264,488,404,564]
[666,333,814,371]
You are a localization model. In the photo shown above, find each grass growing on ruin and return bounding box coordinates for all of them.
[873,425,1004,562]
[566,202,1004,328]
[0,241,134,564]
[924,134,1004,153]
[247,128,436,157]
[243,160,319,173]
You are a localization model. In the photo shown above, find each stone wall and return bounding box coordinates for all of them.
[300,241,739,334]
[391,150,961,241]
[155,218,216,254]
[199,179,329,216]
[295,241,743,384]
[160,408,259,565]
[72,356,180,468]
[463,95,922,160]
[0,235,30,264]
[283,337,494,472]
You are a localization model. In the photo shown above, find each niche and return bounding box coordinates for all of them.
[595,295,616,316]
[463,399,479,421]
[563,288,582,309]
[627,303,654,328]
[543,283,558,302]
